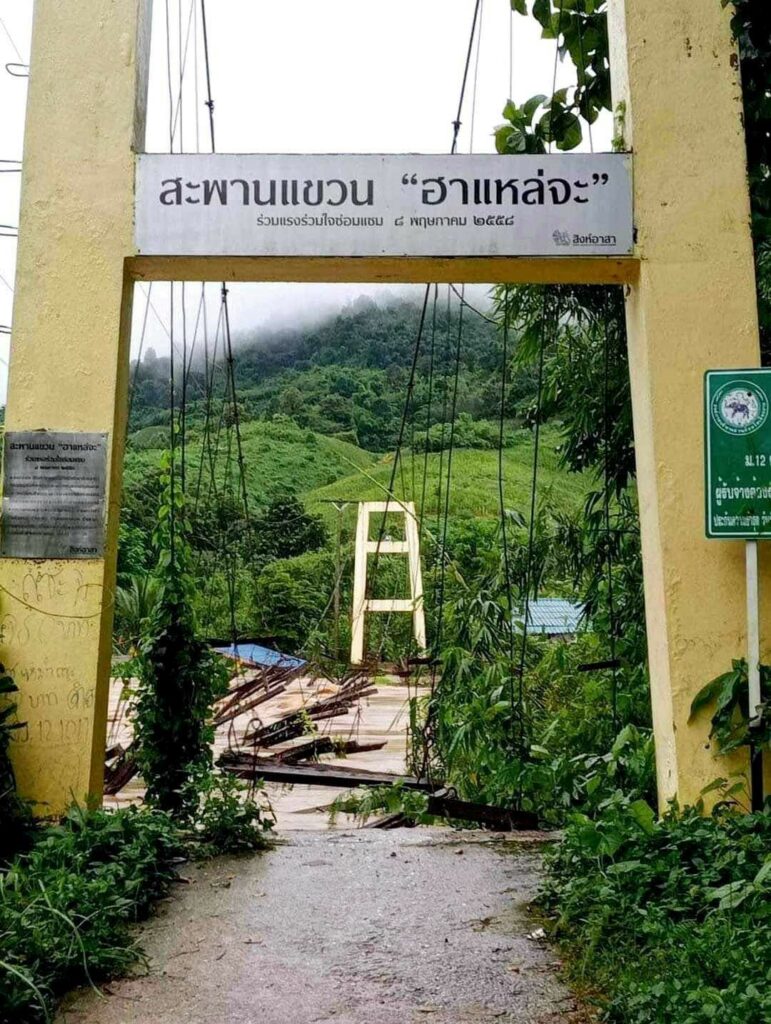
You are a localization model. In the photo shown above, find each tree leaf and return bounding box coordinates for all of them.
[523,94,548,123]
[627,799,656,835]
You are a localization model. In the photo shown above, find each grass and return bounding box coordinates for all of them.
[306,426,591,533]
[541,799,771,1024]
[124,418,590,536]
[124,418,378,509]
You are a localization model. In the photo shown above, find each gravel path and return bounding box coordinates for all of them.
[57,829,586,1024]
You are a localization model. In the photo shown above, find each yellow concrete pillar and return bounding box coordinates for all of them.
[2,1,151,814]
[608,1,762,807]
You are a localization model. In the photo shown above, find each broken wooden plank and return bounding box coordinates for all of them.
[426,788,539,831]
[364,813,416,829]
[277,738,386,765]
[219,758,434,792]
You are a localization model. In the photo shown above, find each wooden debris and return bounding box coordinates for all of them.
[426,788,539,831]
[364,813,416,829]
[218,756,432,791]
[104,741,139,796]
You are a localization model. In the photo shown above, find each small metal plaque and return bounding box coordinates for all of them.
[1,431,108,559]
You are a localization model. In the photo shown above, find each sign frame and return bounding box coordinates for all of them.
[135,152,634,261]
[705,368,771,539]
[0,430,109,560]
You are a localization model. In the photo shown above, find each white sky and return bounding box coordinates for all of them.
[0,1,610,399]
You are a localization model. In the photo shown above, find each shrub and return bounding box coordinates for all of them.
[183,770,275,857]
[0,805,183,1023]
[541,799,771,1024]
[0,669,33,862]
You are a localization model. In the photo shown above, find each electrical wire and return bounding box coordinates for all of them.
[0,15,24,63]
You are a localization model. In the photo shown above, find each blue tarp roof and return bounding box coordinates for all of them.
[514,598,585,636]
[214,643,306,671]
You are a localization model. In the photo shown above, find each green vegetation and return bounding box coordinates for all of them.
[542,800,771,1024]
[121,296,590,652]
[0,668,33,861]
[0,783,273,1024]
[131,456,232,815]
[499,6,771,1024]
[1,805,182,1023]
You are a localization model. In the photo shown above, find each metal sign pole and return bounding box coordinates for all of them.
[746,540,764,811]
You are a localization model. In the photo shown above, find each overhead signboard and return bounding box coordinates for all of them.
[0,431,108,559]
[705,369,771,538]
[135,153,633,259]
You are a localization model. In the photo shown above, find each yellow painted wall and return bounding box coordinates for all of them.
[2,1,150,814]
[609,0,764,807]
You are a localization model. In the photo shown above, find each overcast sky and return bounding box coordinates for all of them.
[0,1,610,400]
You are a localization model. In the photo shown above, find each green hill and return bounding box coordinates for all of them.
[123,417,378,509]
[306,426,588,529]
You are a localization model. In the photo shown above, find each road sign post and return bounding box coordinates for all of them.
[705,369,770,809]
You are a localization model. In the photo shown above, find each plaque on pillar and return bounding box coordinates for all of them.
[0,431,108,559]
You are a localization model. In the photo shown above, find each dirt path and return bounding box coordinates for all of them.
[58,829,584,1024]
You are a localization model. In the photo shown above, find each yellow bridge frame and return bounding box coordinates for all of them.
[2,0,766,814]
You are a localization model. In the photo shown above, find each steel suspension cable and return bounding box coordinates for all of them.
[515,288,559,768]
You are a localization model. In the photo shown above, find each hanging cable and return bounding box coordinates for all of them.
[433,286,466,657]
[548,1,566,154]
[221,285,250,518]
[0,15,25,63]
[126,283,154,430]
[468,0,484,154]
[418,285,439,540]
[451,0,482,154]
[575,1,595,154]
[515,288,558,774]
[200,0,217,151]
[603,291,620,729]
[449,284,496,324]
[199,0,250,529]
[497,287,518,744]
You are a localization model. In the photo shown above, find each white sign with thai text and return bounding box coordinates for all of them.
[135,153,633,259]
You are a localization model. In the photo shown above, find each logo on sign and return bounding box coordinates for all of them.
[711,381,769,436]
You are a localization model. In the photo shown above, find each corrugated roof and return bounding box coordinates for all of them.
[514,598,585,636]
[214,643,306,671]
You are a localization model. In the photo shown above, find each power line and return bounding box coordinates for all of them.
[0,15,24,63]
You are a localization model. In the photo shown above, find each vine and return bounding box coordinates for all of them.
[132,454,230,816]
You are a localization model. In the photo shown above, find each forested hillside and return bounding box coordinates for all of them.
[120,293,589,652]
[128,296,539,449]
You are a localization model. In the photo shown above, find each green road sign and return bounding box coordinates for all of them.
[705,369,771,538]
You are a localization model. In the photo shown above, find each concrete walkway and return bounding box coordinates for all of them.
[58,829,586,1024]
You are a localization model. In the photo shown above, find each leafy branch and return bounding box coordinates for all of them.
[690,659,771,754]
[497,0,611,155]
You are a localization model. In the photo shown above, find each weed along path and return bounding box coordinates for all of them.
[57,830,584,1024]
